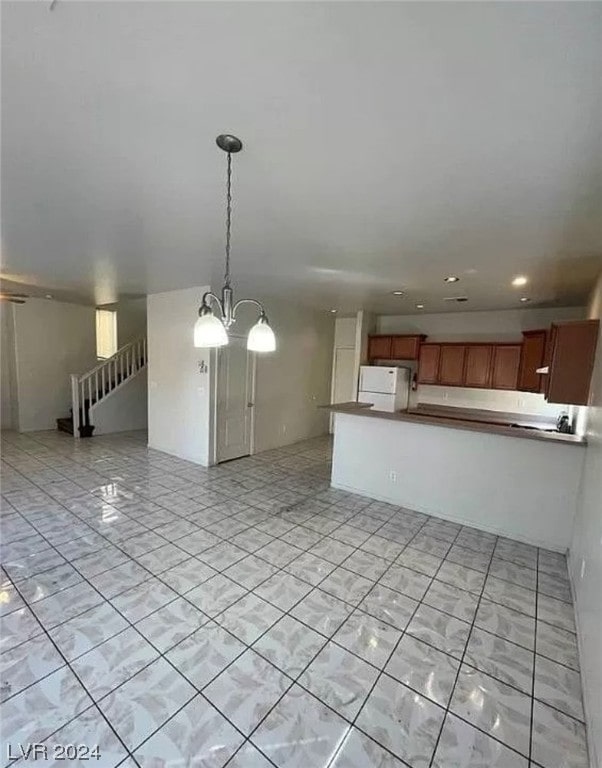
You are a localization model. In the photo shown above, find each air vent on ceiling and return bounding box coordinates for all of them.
[443,296,469,303]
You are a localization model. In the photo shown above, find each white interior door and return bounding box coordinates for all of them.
[330,346,356,432]
[216,336,255,463]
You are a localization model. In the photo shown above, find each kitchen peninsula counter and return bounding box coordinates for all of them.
[323,402,585,446]
[323,402,586,551]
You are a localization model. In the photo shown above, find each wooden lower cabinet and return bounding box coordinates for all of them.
[464,345,493,388]
[438,345,467,386]
[417,344,441,384]
[491,345,521,390]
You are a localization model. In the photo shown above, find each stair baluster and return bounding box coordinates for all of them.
[62,337,148,438]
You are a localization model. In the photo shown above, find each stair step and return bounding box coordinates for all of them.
[56,417,74,435]
[56,416,95,437]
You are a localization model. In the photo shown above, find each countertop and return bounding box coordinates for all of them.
[413,403,558,429]
[322,402,586,446]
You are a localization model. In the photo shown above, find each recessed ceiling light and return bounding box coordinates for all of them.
[520,297,531,303]
[391,290,404,296]
[444,276,459,283]
[416,303,424,309]
[512,276,528,287]
[330,308,338,314]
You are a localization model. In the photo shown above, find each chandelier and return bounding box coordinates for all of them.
[193,134,276,352]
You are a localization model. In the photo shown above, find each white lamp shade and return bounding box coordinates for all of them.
[194,313,228,348]
[247,316,276,352]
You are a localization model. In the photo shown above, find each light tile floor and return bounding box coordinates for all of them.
[0,430,588,768]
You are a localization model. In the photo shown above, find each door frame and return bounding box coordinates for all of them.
[211,335,257,464]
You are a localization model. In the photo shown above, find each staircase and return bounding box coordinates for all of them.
[57,337,147,437]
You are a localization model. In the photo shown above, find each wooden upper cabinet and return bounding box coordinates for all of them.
[491,345,521,390]
[368,334,426,361]
[546,320,600,405]
[464,345,493,388]
[518,330,547,393]
[367,336,392,360]
[541,327,555,396]
[417,344,441,384]
[438,345,466,386]
[390,335,425,360]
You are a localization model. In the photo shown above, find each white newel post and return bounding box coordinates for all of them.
[70,374,81,439]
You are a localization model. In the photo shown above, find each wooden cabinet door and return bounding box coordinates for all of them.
[547,320,600,405]
[417,344,441,384]
[438,346,466,386]
[540,328,555,396]
[491,345,521,390]
[518,330,546,392]
[368,336,392,360]
[391,336,421,360]
[464,345,493,388]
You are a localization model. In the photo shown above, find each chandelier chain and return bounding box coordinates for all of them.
[224,151,233,287]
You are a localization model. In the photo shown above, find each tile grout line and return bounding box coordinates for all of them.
[528,545,541,764]
[4,447,573,612]
[322,523,466,768]
[2,439,399,766]
[3,480,581,728]
[234,513,440,768]
[5,483,575,753]
[0,435,328,767]
[1,432,581,767]
[425,531,499,768]
[4,550,143,768]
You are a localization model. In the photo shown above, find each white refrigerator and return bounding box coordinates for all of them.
[358,366,411,412]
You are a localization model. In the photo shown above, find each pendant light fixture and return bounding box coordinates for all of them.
[193,134,276,352]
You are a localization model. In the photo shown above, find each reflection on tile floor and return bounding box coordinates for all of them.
[0,430,588,768]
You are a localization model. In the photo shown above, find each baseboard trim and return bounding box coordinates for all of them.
[331,479,567,553]
[566,550,598,768]
[147,441,210,467]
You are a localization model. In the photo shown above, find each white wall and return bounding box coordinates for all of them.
[330,316,359,433]
[330,312,376,415]
[0,303,18,429]
[91,369,148,435]
[116,298,147,347]
[332,411,585,551]
[333,316,357,348]
[569,273,602,768]
[147,286,213,465]
[377,306,585,340]
[10,299,97,432]
[418,385,566,419]
[242,298,334,453]
[147,288,333,463]
[98,298,147,348]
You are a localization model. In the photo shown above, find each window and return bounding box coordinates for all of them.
[96,309,118,359]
